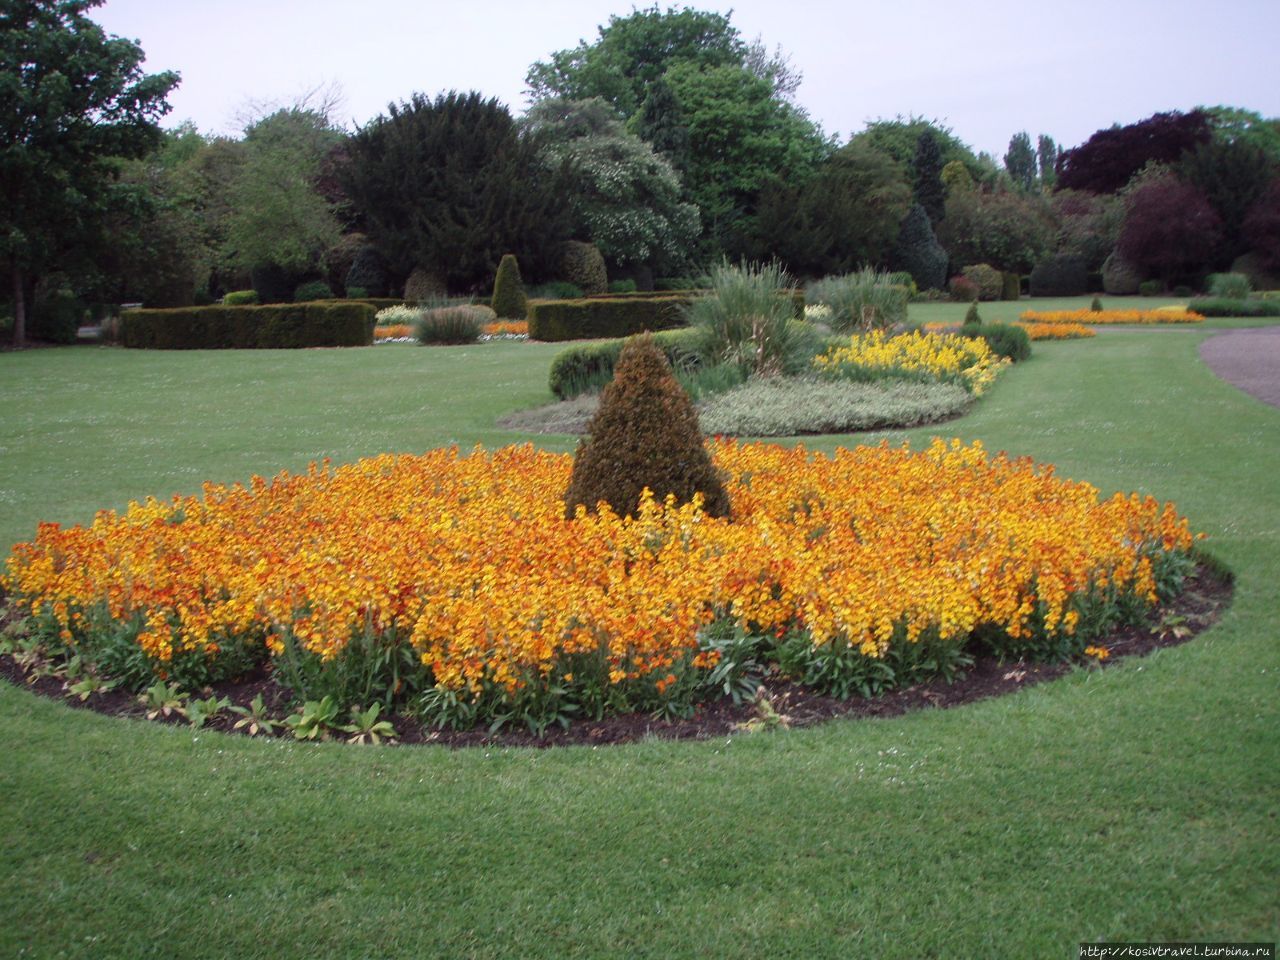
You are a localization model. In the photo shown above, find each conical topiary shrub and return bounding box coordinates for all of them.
[491,254,528,320]
[564,333,731,520]
[963,301,981,326]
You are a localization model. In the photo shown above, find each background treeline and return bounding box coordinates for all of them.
[8,5,1280,339]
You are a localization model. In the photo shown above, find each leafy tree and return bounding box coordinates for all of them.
[1004,132,1037,192]
[851,116,982,179]
[1200,105,1280,162]
[1056,110,1212,194]
[938,188,1058,274]
[338,91,573,291]
[662,61,832,258]
[224,107,344,277]
[1051,189,1123,272]
[1,0,178,345]
[1177,138,1279,261]
[754,140,911,277]
[1242,178,1280,272]
[631,77,690,174]
[526,5,744,119]
[525,98,699,271]
[890,203,948,290]
[1117,173,1223,284]
[912,131,946,225]
[1037,135,1059,189]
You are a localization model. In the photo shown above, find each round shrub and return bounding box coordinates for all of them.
[404,266,447,303]
[1139,280,1164,297]
[609,279,638,294]
[564,333,730,520]
[294,280,335,302]
[1029,255,1088,297]
[948,275,979,303]
[491,254,528,320]
[324,233,367,297]
[345,246,390,298]
[222,290,259,306]
[957,321,1031,363]
[960,263,1002,301]
[1100,253,1141,295]
[558,241,608,296]
[414,305,486,345]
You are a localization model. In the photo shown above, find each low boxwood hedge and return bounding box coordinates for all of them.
[120,302,376,349]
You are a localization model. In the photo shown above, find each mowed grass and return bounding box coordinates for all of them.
[1,297,1277,958]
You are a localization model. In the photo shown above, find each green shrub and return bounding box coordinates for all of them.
[1029,255,1088,297]
[529,281,585,300]
[119,303,376,349]
[960,264,1002,301]
[608,279,637,294]
[404,267,447,303]
[563,333,730,519]
[558,241,608,295]
[193,289,214,306]
[1090,296,1104,312]
[528,295,694,342]
[1188,297,1280,317]
[808,268,909,331]
[414,305,486,344]
[654,277,695,291]
[683,261,816,377]
[31,289,83,344]
[890,202,948,290]
[223,290,259,306]
[1207,272,1252,299]
[345,246,389,298]
[1139,280,1163,297]
[549,328,705,399]
[345,285,368,299]
[1101,252,1142,295]
[956,321,1031,362]
[1231,252,1280,291]
[293,280,335,302]
[250,263,299,304]
[1172,285,1192,297]
[1001,272,1021,301]
[963,302,981,325]
[948,275,979,303]
[886,271,919,299]
[491,254,528,320]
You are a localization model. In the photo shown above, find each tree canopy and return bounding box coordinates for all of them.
[1,0,178,344]
[1055,110,1212,194]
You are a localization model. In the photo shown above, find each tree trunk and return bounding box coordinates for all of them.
[11,262,25,348]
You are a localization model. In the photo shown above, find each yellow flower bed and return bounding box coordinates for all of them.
[5,440,1194,698]
[1021,309,1204,325]
[813,330,1006,395]
[1014,321,1096,340]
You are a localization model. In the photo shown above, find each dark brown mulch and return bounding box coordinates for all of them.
[0,562,1232,749]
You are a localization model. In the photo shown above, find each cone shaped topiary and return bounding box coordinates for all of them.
[963,301,982,326]
[564,333,731,520]
[491,254,528,320]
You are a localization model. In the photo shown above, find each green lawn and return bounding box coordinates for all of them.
[2,297,1277,958]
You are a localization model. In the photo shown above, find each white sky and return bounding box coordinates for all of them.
[93,0,1280,158]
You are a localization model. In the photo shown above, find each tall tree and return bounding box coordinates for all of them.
[938,188,1058,273]
[911,130,946,225]
[1177,138,1279,261]
[1004,132,1037,191]
[1056,110,1212,194]
[631,77,690,175]
[338,91,573,291]
[851,117,982,179]
[524,98,699,271]
[1037,135,1059,189]
[1,0,178,345]
[1117,173,1222,284]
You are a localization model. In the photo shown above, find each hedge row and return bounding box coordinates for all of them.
[1188,297,1280,318]
[549,329,704,399]
[120,302,376,349]
[529,295,696,342]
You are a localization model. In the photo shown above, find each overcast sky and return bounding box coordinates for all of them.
[92,0,1280,158]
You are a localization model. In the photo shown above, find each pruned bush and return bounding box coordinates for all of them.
[654,276,695,291]
[404,267,447,303]
[529,281,585,300]
[1091,296,1104,312]
[345,246,390,298]
[491,254,528,319]
[293,280,335,302]
[964,302,982,326]
[609,279,637,294]
[414,305,487,344]
[1102,252,1142,295]
[808,268,909,331]
[1187,297,1280,317]
[563,333,731,519]
[548,328,705,399]
[697,378,972,437]
[1207,272,1252,299]
[120,303,376,349]
[1001,272,1021,301]
[1139,280,1163,297]
[890,203,948,290]
[251,263,299,304]
[948,275,979,303]
[223,290,259,306]
[529,295,694,342]
[558,241,608,295]
[960,264,1002,301]
[1029,255,1088,297]
[957,321,1031,362]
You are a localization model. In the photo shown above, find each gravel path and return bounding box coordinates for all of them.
[1198,326,1280,408]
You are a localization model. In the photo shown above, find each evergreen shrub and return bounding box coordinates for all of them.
[223,290,259,305]
[1139,280,1163,297]
[491,254,528,319]
[1101,253,1142,295]
[960,264,1002,301]
[957,321,1031,362]
[529,295,694,342]
[1001,272,1021,301]
[1029,255,1088,297]
[120,303,375,349]
[558,241,608,295]
[563,333,731,520]
[294,280,335,302]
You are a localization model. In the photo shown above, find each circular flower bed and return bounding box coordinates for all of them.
[3,440,1197,733]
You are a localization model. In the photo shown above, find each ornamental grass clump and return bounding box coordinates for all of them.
[808,268,909,332]
[414,305,490,344]
[563,332,731,519]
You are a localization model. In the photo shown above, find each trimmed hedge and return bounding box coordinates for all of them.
[120,302,376,349]
[957,321,1031,362]
[529,295,695,342]
[1188,297,1280,317]
[549,328,704,399]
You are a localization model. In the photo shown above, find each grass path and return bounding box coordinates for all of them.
[1,301,1277,958]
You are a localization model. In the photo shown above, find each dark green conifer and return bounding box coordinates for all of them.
[491,254,528,319]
